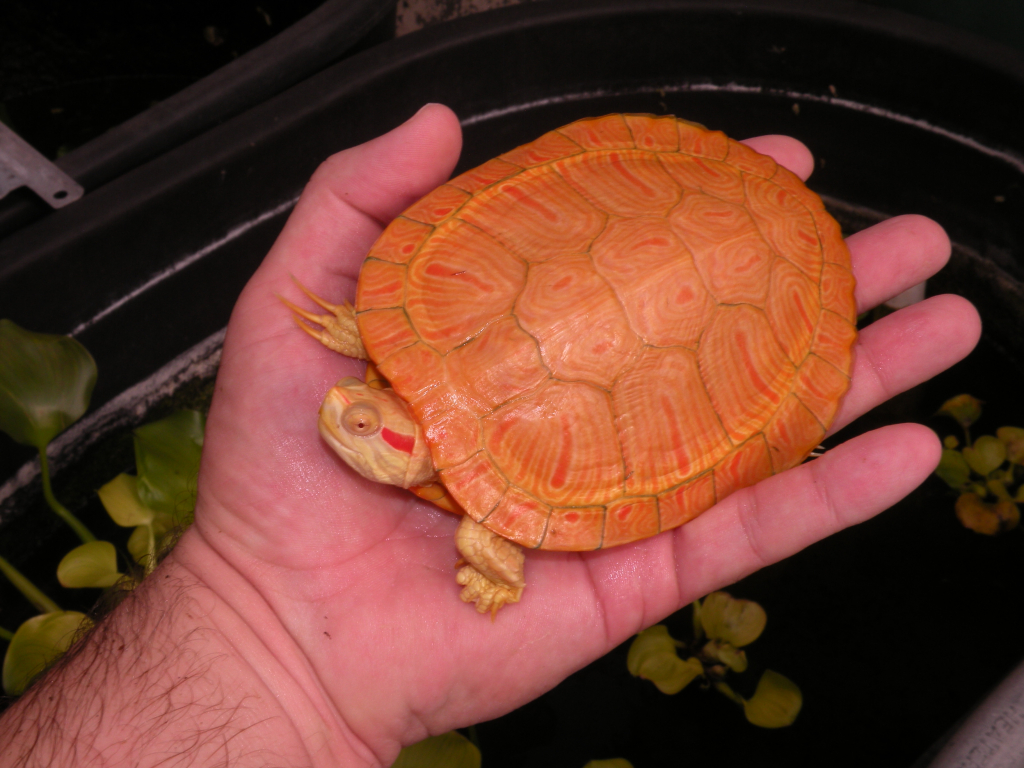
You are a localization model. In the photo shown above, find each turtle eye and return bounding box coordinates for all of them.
[341,402,382,437]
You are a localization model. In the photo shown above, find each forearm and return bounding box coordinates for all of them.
[0,531,371,768]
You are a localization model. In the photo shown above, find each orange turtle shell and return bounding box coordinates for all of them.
[355,114,857,552]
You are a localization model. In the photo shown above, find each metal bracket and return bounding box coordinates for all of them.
[0,122,84,209]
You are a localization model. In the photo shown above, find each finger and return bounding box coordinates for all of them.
[848,214,952,312]
[829,293,980,434]
[741,135,815,180]
[262,103,463,285]
[673,422,940,599]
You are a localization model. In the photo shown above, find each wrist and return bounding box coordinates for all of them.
[0,528,376,768]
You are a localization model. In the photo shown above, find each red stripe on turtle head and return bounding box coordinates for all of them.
[381,427,416,454]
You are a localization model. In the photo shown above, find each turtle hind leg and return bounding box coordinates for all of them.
[454,516,525,618]
[279,276,368,360]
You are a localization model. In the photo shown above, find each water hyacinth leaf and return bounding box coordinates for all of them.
[742,670,803,728]
[0,320,96,449]
[935,449,971,489]
[937,394,982,430]
[628,626,702,694]
[943,435,959,449]
[391,731,480,768]
[699,592,767,647]
[997,427,1024,464]
[134,410,205,515]
[988,478,1013,502]
[962,436,1006,476]
[954,493,1019,535]
[57,541,121,588]
[583,761,634,768]
[704,640,748,673]
[97,473,155,527]
[2,611,89,696]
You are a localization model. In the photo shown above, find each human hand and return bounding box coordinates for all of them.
[176,103,979,764]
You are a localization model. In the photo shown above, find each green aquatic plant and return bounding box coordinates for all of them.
[0,319,97,542]
[0,319,205,694]
[627,592,802,728]
[934,394,1023,535]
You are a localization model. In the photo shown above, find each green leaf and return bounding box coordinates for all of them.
[97,473,155,527]
[57,541,121,588]
[2,611,89,695]
[391,732,481,768]
[935,449,971,489]
[963,436,1007,476]
[134,410,204,516]
[627,626,703,694]
[704,640,748,673]
[937,394,982,430]
[997,427,1024,464]
[699,592,767,647]
[583,761,634,768]
[955,493,1019,535]
[743,670,802,728]
[0,320,96,449]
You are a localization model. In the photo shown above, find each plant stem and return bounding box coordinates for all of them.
[0,555,61,614]
[38,446,95,543]
[0,626,13,642]
[714,681,746,707]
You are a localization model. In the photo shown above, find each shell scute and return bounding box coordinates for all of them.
[765,257,820,365]
[483,380,624,507]
[669,194,774,307]
[811,311,857,372]
[713,435,774,501]
[405,220,525,354]
[764,395,825,473]
[744,174,823,282]
[624,114,679,152]
[542,506,606,550]
[613,347,730,496]
[555,149,681,218]
[356,259,406,310]
[499,130,582,168]
[460,169,606,261]
[449,158,522,195]
[590,216,713,348]
[445,317,549,411]
[482,487,551,548]
[658,472,716,531]
[357,309,417,362]
[557,114,635,150]
[677,121,729,159]
[440,453,507,522]
[698,305,795,445]
[402,184,471,225]
[821,263,858,323]
[516,253,642,388]
[367,217,433,264]
[603,496,660,548]
[725,140,778,178]
[660,155,746,205]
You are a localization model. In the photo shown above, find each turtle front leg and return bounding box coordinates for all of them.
[455,516,525,617]
[280,277,368,360]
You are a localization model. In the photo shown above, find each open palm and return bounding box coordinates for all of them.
[181,104,979,763]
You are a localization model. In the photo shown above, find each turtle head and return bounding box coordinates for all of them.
[318,377,434,488]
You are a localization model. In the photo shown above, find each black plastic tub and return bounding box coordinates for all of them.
[2,1,1024,764]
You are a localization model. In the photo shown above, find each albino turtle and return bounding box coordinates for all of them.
[284,114,857,615]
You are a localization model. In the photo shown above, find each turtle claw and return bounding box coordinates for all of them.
[454,516,526,617]
[279,277,368,360]
[456,565,523,618]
